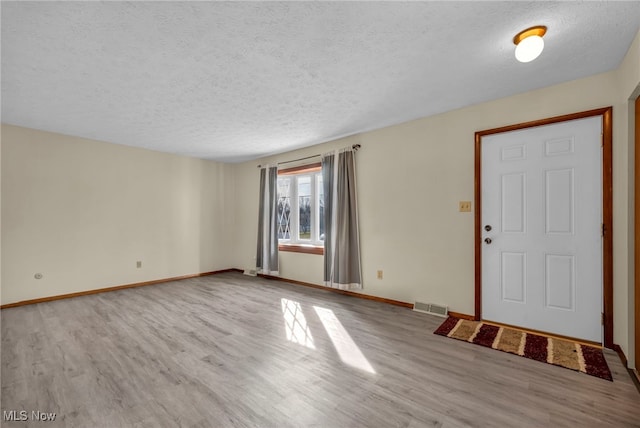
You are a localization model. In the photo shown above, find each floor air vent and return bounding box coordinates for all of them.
[413,302,448,317]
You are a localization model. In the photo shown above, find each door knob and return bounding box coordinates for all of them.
[485,225,492,232]
[484,238,492,244]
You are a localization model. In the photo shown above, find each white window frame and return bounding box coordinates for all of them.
[278,170,324,248]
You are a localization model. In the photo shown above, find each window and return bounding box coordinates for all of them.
[277,164,324,254]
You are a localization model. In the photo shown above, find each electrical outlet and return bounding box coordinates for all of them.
[377,270,383,279]
[136,261,142,268]
[459,201,472,212]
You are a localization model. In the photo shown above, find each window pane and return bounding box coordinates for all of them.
[277,177,291,240]
[318,175,325,241]
[298,176,311,240]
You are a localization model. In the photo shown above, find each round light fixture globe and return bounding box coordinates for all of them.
[515,35,544,63]
[513,26,547,63]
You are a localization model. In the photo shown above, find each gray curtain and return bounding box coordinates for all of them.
[256,166,279,275]
[322,149,362,289]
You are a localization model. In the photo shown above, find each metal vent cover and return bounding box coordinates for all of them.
[413,301,448,317]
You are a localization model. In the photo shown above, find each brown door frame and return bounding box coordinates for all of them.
[635,95,640,371]
[474,107,613,348]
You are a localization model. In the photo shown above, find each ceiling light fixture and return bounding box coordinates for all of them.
[513,26,547,63]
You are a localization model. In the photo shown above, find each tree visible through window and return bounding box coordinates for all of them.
[277,166,324,247]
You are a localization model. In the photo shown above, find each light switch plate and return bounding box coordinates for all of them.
[459,201,472,212]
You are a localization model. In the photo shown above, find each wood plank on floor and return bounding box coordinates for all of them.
[2,272,639,427]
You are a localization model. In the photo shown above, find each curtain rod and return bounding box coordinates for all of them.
[257,144,361,168]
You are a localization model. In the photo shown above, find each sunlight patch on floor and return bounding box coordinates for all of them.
[281,298,315,349]
[313,306,376,374]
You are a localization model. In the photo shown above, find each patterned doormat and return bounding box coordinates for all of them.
[434,316,612,381]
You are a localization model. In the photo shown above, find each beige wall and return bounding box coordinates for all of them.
[1,125,235,305]
[232,31,640,359]
[617,30,640,368]
[1,127,2,306]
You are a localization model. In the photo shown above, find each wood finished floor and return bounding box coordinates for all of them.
[2,272,639,427]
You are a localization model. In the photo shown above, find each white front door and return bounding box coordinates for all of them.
[481,116,602,342]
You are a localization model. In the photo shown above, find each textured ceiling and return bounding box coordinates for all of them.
[2,2,639,162]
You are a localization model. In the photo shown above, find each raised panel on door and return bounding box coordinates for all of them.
[501,252,526,303]
[545,254,575,310]
[545,168,574,235]
[501,173,526,234]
